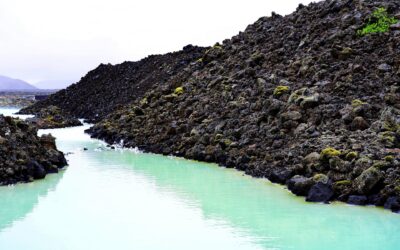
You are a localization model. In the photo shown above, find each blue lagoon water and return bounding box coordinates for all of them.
[0,107,399,250]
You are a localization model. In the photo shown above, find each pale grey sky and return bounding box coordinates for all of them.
[0,0,314,89]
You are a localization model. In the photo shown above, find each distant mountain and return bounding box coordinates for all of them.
[0,75,38,90]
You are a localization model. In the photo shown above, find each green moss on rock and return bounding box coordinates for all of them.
[174,87,184,95]
[394,186,400,195]
[333,180,352,193]
[140,97,148,106]
[379,131,397,148]
[372,160,391,170]
[222,139,233,147]
[273,86,290,96]
[334,180,352,186]
[312,173,329,184]
[384,155,395,162]
[346,151,358,160]
[354,167,383,194]
[383,120,400,132]
[321,147,341,160]
[351,99,367,107]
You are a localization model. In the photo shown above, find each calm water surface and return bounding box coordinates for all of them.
[0,107,399,250]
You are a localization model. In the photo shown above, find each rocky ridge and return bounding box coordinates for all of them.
[20,45,206,122]
[0,115,67,185]
[86,0,400,211]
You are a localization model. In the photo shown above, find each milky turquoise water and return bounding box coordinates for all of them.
[0,107,400,250]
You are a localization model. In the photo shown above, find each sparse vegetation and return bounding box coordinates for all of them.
[358,7,398,36]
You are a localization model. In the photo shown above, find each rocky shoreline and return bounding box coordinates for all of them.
[0,91,56,108]
[0,115,67,185]
[23,0,400,212]
[25,105,82,129]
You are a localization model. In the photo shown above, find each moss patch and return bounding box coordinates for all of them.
[140,97,148,106]
[345,151,358,160]
[312,173,329,184]
[174,87,184,95]
[273,86,290,96]
[384,155,395,162]
[351,99,367,107]
[321,147,341,160]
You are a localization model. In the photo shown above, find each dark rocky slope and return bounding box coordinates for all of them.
[88,0,400,211]
[20,45,206,122]
[0,115,67,185]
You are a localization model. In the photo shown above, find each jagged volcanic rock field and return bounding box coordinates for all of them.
[20,45,206,122]
[24,0,400,211]
[0,115,67,185]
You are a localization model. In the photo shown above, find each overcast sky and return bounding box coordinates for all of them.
[0,0,314,89]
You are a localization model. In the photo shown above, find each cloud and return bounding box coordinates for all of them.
[0,0,313,88]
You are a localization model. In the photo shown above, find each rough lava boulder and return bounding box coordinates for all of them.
[0,115,67,185]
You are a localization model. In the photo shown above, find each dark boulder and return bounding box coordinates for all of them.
[269,169,292,184]
[306,183,334,203]
[347,195,368,205]
[28,161,46,180]
[353,167,383,195]
[384,197,400,212]
[287,175,314,196]
[0,115,67,185]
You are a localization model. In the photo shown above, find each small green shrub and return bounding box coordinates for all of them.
[358,7,398,36]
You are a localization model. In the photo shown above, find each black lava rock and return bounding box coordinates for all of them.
[384,197,400,212]
[348,195,368,205]
[0,115,67,185]
[306,183,334,203]
[287,175,314,196]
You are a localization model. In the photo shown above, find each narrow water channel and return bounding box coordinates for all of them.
[0,107,399,250]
